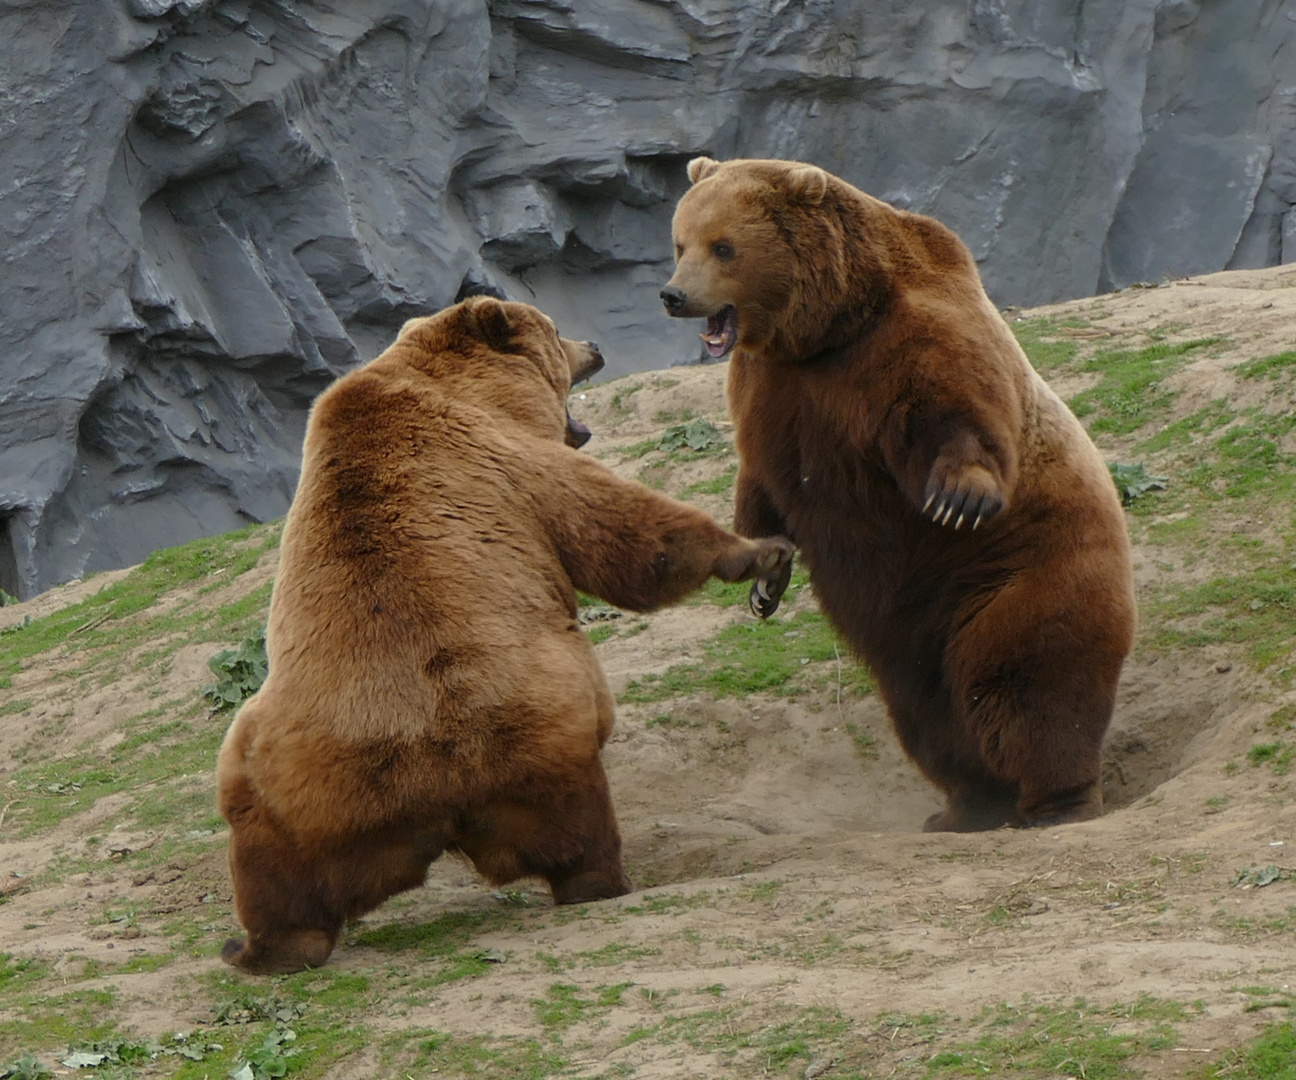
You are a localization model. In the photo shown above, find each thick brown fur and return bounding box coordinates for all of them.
[664,158,1137,833]
[216,297,794,973]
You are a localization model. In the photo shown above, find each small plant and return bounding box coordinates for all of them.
[1248,741,1294,776]
[230,1025,299,1080]
[659,418,725,453]
[1109,462,1168,505]
[0,588,18,607]
[202,629,268,712]
[0,1056,52,1080]
[609,381,643,414]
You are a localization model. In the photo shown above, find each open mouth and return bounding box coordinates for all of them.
[565,411,592,449]
[701,305,738,358]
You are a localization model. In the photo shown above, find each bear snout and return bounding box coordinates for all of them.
[660,285,688,316]
[580,341,604,380]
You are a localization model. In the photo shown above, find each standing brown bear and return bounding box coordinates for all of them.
[661,157,1136,832]
[217,296,794,973]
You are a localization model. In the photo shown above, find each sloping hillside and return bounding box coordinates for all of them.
[2,267,1295,1079]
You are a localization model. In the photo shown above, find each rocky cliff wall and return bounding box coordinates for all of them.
[2,0,1294,597]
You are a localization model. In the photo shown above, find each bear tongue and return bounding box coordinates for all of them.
[565,411,592,449]
[701,306,738,358]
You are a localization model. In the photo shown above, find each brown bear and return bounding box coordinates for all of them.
[216,296,794,973]
[661,157,1137,833]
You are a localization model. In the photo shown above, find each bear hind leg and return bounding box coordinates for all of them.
[223,814,344,974]
[224,810,446,974]
[457,766,632,906]
[962,670,1111,830]
[923,778,1022,833]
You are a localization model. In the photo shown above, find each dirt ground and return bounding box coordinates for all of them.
[2,267,1295,1078]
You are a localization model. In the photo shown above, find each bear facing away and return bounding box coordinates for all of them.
[217,297,794,973]
[662,157,1137,833]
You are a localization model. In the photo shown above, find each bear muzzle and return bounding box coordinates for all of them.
[660,285,689,315]
[565,340,602,448]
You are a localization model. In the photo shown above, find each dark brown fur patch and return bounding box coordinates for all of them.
[670,158,1136,832]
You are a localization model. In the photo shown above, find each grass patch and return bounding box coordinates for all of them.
[0,988,120,1064]
[1144,565,1296,670]
[1068,338,1225,437]
[630,1003,852,1073]
[608,381,643,415]
[382,1028,568,1079]
[1135,399,1236,456]
[619,609,867,703]
[0,523,279,682]
[924,997,1184,1079]
[3,701,221,838]
[1236,351,1296,380]
[1247,741,1294,776]
[680,467,738,499]
[533,982,633,1032]
[350,910,519,958]
[845,722,879,760]
[1009,317,1081,373]
[1203,1021,1296,1079]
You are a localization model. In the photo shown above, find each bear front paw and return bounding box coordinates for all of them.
[922,466,1004,530]
[749,538,795,619]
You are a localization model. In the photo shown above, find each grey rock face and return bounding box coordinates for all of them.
[2,0,1295,597]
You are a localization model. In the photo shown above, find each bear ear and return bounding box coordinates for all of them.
[466,297,513,351]
[785,164,829,205]
[687,156,722,184]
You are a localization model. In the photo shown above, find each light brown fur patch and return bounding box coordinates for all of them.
[217,297,793,973]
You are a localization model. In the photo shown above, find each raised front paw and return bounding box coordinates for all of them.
[922,464,1004,531]
[749,537,795,619]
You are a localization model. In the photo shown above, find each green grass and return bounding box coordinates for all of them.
[625,1003,852,1073]
[380,1028,568,1079]
[0,988,120,1063]
[680,467,738,499]
[2,699,222,838]
[1247,741,1294,775]
[1203,1022,1296,1079]
[1011,320,1229,437]
[350,910,519,956]
[0,523,279,682]
[1236,351,1296,380]
[533,982,633,1031]
[1068,338,1225,437]
[1143,564,1296,671]
[619,609,869,703]
[608,381,643,414]
[923,998,1185,1079]
[1134,399,1236,455]
[1009,316,1081,373]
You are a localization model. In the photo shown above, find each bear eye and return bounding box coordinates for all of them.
[712,241,735,261]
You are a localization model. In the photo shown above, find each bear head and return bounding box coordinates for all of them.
[397,296,603,447]
[662,156,870,360]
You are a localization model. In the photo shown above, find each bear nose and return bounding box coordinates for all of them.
[660,286,687,315]
[585,341,605,375]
